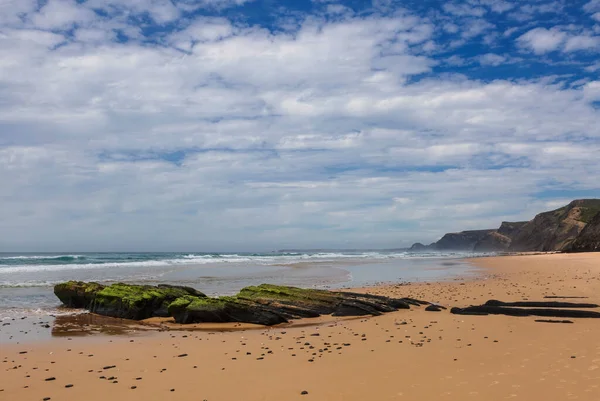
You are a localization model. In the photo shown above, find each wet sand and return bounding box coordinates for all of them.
[2,253,600,401]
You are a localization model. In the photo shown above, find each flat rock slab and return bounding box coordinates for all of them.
[451,305,600,319]
[535,319,574,324]
[485,300,599,308]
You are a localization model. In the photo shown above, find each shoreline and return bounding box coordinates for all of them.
[3,253,600,400]
[0,251,575,344]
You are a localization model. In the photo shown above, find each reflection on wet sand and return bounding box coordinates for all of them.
[51,313,152,337]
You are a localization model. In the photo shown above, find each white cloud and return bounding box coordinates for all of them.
[563,35,600,52]
[478,53,506,66]
[517,27,566,54]
[29,0,97,30]
[443,3,486,17]
[0,2,599,250]
[584,0,600,13]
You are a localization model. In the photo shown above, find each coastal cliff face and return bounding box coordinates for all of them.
[409,199,600,253]
[435,230,496,251]
[508,199,600,252]
[472,231,512,252]
[568,211,600,252]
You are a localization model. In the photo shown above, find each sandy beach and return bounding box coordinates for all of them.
[2,252,600,401]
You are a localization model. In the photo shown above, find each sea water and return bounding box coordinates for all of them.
[0,250,488,319]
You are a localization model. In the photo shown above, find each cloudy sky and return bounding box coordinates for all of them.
[1,0,599,252]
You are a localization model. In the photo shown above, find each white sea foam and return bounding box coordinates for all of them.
[0,251,484,275]
[0,254,85,260]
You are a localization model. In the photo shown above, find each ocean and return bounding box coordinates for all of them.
[0,250,487,320]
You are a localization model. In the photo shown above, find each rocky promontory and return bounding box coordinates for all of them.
[409,199,600,253]
[54,282,429,325]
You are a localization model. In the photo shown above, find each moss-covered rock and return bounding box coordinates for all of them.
[169,284,426,325]
[168,295,289,325]
[91,283,207,320]
[54,281,105,308]
[54,282,206,320]
[55,282,428,325]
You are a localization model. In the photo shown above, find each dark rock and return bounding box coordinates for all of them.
[484,300,599,308]
[92,283,207,319]
[54,282,207,320]
[535,319,574,324]
[55,282,429,326]
[169,284,426,325]
[425,305,443,312]
[451,305,600,318]
[54,281,105,308]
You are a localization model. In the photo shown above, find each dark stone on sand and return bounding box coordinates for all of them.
[485,300,599,308]
[44,377,55,381]
[451,305,600,318]
[535,319,574,324]
[425,305,443,312]
[301,390,309,395]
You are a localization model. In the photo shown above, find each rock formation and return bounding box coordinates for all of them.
[567,211,600,252]
[472,231,512,252]
[451,298,600,319]
[408,242,436,251]
[434,229,496,251]
[54,282,207,320]
[54,282,429,325]
[508,199,600,252]
[410,199,600,253]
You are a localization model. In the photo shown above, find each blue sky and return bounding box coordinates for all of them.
[1,0,599,251]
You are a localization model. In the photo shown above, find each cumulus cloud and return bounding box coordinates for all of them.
[517,27,567,54]
[518,26,600,54]
[564,35,600,52]
[0,0,599,251]
[478,53,506,66]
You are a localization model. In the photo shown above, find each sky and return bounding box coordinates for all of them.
[1,0,599,252]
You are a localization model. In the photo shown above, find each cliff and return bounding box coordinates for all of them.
[508,199,600,252]
[435,229,496,251]
[568,211,600,252]
[472,221,528,252]
[409,199,600,253]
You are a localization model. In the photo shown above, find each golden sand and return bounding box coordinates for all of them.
[2,253,600,401]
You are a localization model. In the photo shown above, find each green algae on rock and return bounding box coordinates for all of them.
[54,282,429,325]
[54,282,207,320]
[54,281,106,308]
[168,294,291,326]
[170,284,429,325]
[91,283,207,320]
